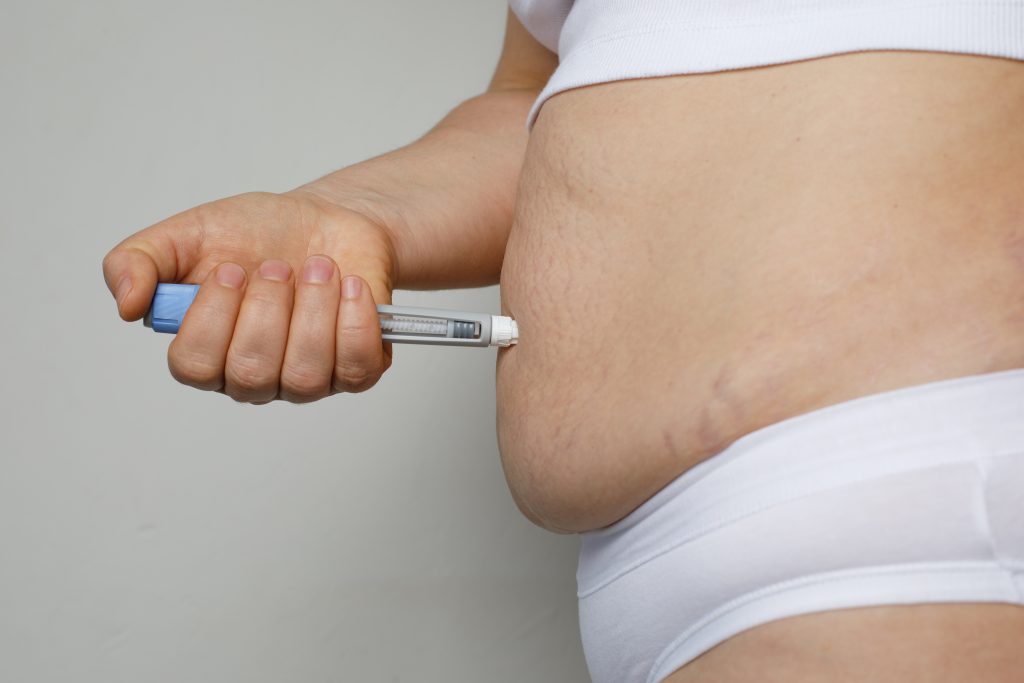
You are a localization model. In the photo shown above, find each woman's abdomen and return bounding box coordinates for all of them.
[496,51,1024,533]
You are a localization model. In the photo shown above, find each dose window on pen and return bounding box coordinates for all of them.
[378,313,481,339]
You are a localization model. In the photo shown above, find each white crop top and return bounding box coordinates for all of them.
[509,0,1024,127]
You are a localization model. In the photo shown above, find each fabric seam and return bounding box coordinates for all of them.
[973,454,1024,602]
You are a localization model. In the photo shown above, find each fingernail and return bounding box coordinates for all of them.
[302,256,334,284]
[259,259,292,282]
[216,262,246,289]
[115,275,132,308]
[341,275,362,300]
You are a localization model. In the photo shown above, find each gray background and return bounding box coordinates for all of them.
[0,1,588,681]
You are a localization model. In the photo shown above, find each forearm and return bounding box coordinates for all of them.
[294,89,536,289]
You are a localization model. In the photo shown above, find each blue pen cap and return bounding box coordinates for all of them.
[144,283,200,333]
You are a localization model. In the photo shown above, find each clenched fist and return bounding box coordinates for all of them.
[103,191,398,403]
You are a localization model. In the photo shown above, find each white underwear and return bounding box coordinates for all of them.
[577,369,1024,683]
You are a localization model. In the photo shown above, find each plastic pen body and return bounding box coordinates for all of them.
[144,283,518,348]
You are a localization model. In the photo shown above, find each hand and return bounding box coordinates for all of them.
[102,191,397,403]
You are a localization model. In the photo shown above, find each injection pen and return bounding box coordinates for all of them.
[145,283,519,348]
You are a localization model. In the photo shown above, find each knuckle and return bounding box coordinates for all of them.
[280,366,330,402]
[225,368,272,395]
[338,307,379,334]
[225,351,276,395]
[338,318,370,334]
[193,197,232,224]
[332,363,377,393]
[244,289,287,312]
[167,347,222,390]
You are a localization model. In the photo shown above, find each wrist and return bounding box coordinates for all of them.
[291,166,407,235]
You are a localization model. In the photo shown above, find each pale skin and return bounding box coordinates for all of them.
[104,10,1024,682]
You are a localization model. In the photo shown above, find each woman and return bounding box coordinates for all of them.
[103,3,1024,681]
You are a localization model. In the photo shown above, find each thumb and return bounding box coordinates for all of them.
[102,207,203,321]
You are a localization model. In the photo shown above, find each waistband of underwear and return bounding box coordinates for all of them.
[577,367,1024,596]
